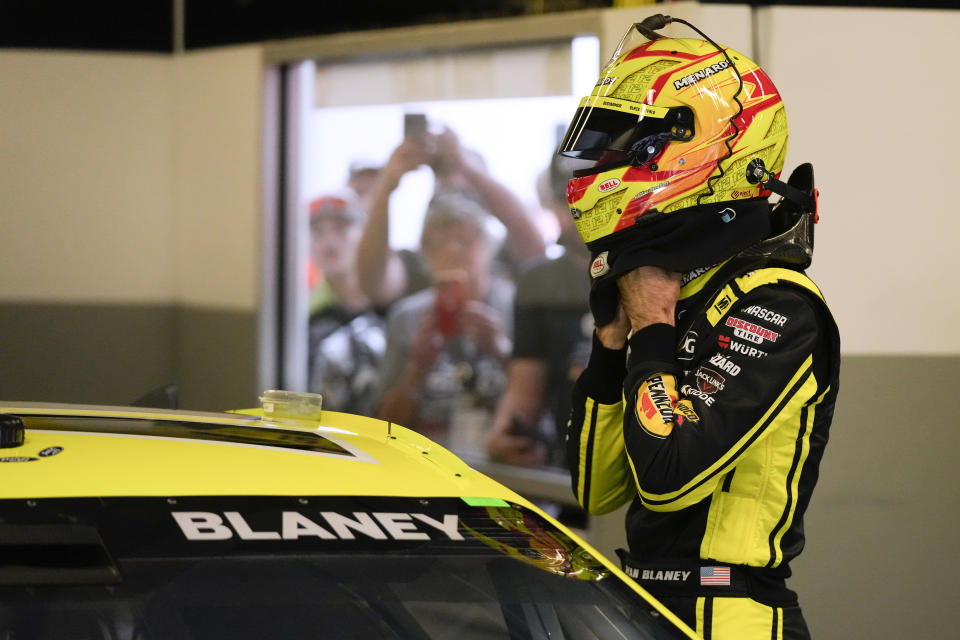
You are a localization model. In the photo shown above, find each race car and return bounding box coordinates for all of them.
[0,391,696,639]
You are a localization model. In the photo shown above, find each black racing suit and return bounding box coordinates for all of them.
[566,258,840,639]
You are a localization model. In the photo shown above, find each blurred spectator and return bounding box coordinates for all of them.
[486,155,593,467]
[307,191,385,416]
[375,192,513,452]
[356,125,545,308]
[346,161,382,212]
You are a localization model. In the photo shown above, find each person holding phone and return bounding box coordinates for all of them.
[355,120,545,309]
[374,192,513,449]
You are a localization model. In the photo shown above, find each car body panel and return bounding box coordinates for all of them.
[0,400,698,638]
[1,404,506,501]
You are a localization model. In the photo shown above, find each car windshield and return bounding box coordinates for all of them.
[0,496,687,639]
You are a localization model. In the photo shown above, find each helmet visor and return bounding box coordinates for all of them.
[558,96,675,172]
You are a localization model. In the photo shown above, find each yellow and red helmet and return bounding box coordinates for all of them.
[558,31,788,257]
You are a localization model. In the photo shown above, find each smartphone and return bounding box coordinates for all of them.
[433,273,466,337]
[404,113,428,140]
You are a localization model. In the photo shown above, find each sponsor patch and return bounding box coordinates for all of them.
[640,376,675,423]
[637,375,678,437]
[708,353,741,376]
[674,400,700,426]
[677,330,698,362]
[590,251,610,278]
[695,367,726,394]
[718,334,730,349]
[712,293,734,315]
[681,384,715,406]
[729,341,768,358]
[734,327,764,344]
[725,316,780,343]
[741,304,789,327]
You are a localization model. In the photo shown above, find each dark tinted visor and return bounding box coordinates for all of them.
[558,97,694,173]
[559,97,669,158]
[560,107,639,160]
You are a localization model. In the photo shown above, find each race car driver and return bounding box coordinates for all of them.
[560,15,840,639]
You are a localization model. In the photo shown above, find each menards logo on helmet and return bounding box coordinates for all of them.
[673,60,731,90]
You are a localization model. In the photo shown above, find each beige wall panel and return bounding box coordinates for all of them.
[314,42,573,107]
[759,6,960,354]
[172,45,263,310]
[792,355,960,639]
[0,51,175,303]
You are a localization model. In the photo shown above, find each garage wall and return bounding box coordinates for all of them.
[760,5,960,355]
[0,46,263,410]
[754,7,960,639]
[170,45,264,409]
[1,51,176,304]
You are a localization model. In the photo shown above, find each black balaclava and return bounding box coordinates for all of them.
[587,197,771,325]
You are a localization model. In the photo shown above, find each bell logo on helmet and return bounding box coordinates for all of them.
[598,178,622,193]
[590,252,610,278]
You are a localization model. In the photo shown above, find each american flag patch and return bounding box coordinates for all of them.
[700,566,731,586]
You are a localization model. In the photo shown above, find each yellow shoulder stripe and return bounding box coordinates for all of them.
[705,267,824,328]
[638,355,814,509]
[735,268,825,301]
